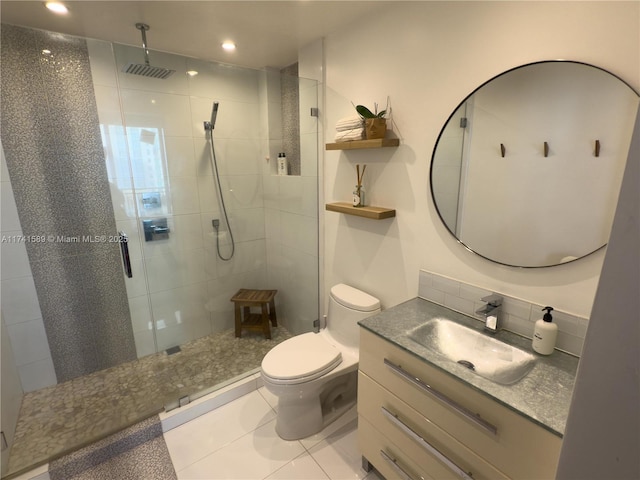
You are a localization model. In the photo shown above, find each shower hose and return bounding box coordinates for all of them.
[208,134,235,261]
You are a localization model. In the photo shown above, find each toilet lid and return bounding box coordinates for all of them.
[262,332,342,382]
[331,284,380,312]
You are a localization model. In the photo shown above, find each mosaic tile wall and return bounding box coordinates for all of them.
[281,63,301,175]
[0,25,136,382]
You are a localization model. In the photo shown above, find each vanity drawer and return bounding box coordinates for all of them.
[359,415,439,480]
[359,371,509,480]
[359,328,561,479]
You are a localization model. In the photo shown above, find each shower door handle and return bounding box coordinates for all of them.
[119,231,133,278]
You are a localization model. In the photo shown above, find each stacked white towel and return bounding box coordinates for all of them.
[335,128,364,142]
[334,116,364,142]
[335,116,364,131]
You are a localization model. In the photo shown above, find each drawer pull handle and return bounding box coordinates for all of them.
[379,450,416,480]
[383,358,498,436]
[382,406,473,480]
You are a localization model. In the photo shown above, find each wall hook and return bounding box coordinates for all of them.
[595,139,601,157]
[543,141,549,157]
[500,143,505,157]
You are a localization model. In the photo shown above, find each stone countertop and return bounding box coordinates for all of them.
[358,297,579,438]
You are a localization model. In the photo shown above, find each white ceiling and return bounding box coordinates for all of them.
[0,1,390,69]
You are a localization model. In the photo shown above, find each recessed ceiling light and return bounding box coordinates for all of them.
[222,41,236,52]
[186,70,198,77]
[45,2,69,14]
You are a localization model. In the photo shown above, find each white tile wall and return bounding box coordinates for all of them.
[93,85,124,127]
[1,182,21,231]
[1,276,42,323]
[87,39,118,87]
[165,137,197,177]
[418,270,587,356]
[133,329,156,358]
[0,237,32,280]
[196,175,222,214]
[1,314,23,477]
[114,44,189,95]
[185,59,260,105]
[6,319,51,367]
[89,40,273,356]
[121,89,193,136]
[0,146,57,391]
[16,358,57,393]
[123,257,148,299]
[221,174,264,209]
[300,131,319,178]
[260,71,320,336]
[145,248,208,293]
[281,212,318,257]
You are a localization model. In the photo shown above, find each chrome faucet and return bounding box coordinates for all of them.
[475,294,503,333]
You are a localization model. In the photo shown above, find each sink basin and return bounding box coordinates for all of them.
[408,318,536,385]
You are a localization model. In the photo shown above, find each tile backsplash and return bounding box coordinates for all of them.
[419,270,588,357]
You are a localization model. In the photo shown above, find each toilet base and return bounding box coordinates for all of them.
[273,371,358,440]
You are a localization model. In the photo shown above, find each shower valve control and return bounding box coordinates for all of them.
[142,218,170,242]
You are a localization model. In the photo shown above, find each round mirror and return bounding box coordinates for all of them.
[431,61,639,268]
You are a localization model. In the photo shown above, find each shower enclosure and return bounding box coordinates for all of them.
[0,24,319,477]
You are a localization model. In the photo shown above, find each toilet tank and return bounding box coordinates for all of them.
[327,284,381,349]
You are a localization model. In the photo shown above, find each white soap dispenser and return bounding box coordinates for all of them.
[532,306,557,355]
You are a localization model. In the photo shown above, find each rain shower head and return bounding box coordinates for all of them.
[122,23,175,79]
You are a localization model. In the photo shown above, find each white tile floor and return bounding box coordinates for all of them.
[163,387,383,480]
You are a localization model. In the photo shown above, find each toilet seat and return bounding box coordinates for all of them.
[262,332,342,385]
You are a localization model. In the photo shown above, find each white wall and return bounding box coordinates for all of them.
[557,103,640,480]
[322,1,639,317]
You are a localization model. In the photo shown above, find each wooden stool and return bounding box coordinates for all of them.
[230,289,278,339]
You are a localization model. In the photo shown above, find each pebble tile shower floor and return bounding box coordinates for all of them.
[7,326,292,477]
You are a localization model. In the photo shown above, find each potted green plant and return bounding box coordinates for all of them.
[356,102,387,140]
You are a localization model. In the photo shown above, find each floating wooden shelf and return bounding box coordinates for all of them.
[325,202,396,220]
[326,138,400,150]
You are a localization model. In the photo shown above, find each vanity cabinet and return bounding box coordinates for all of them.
[358,328,562,480]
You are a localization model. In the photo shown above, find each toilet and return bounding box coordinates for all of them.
[261,283,381,440]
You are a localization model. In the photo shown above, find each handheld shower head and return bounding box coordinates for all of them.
[204,101,219,133]
[210,102,219,130]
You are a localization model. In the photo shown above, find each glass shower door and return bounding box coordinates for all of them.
[97,41,320,385]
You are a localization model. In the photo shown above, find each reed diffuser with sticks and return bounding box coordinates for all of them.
[353,164,367,207]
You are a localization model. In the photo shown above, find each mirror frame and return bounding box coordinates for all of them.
[430,60,639,268]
